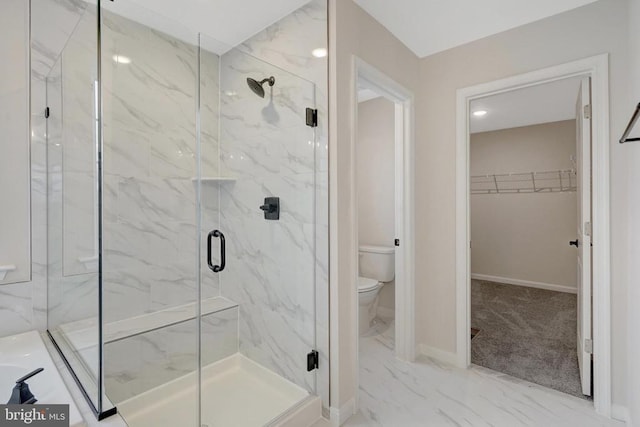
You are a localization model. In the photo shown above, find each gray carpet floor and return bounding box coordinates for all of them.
[471,279,588,399]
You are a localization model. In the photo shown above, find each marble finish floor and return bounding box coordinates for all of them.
[347,317,621,427]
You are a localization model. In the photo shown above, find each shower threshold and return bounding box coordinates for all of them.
[117,353,312,427]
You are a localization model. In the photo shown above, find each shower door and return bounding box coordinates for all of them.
[199,36,319,424]
[99,2,202,425]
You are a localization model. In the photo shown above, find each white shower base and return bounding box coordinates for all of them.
[117,353,314,427]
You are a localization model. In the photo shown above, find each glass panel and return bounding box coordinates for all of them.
[99,2,201,425]
[46,1,102,411]
[199,34,317,425]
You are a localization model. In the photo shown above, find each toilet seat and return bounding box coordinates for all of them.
[358,276,380,292]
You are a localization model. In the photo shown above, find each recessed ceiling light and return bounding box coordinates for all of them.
[312,48,327,58]
[112,55,131,64]
[472,110,488,117]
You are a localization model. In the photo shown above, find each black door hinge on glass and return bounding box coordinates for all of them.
[307,350,319,371]
[306,108,318,127]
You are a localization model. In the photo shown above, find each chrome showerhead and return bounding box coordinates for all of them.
[246,76,275,98]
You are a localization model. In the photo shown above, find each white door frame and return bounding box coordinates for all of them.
[351,56,416,369]
[455,54,611,416]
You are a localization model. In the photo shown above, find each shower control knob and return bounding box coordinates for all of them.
[260,197,280,220]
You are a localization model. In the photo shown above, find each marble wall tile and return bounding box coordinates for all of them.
[216,43,319,392]
[0,284,33,337]
[229,0,329,407]
[20,0,329,415]
[17,0,93,337]
[101,10,203,323]
[104,307,238,404]
[0,0,31,300]
[45,6,100,332]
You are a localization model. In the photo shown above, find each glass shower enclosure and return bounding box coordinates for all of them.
[43,0,324,425]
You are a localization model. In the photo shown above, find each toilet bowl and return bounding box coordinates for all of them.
[358,276,384,335]
[358,245,395,335]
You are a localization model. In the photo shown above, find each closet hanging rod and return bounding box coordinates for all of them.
[619,102,640,144]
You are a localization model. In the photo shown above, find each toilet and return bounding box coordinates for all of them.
[358,245,395,335]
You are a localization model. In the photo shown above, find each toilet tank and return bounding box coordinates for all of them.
[358,245,395,282]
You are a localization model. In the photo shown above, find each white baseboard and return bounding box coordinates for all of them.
[329,398,356,426]
[471,273,577,294]
[418,343,465,369]
[611,404,629,424]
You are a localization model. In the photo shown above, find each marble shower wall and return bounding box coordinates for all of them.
[19,0,329,411]
[199,44,222,299]
[101,11,209,322]
[0,0,32,337]
[231,0,329,407]
[47,5,100,331]
[100,10,233,404]
[218,48,318,392]
[105,308,238,404]
[0,0,93,338]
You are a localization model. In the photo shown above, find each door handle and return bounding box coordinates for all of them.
[207,230,226,273]
[569,239,579,247]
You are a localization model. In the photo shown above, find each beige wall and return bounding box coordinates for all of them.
[329,0,420,411]
[471,121,577,290]
[357,97,396,312]
[332,0,632,415]
[358,97,396,248]
[627,0,640,424]
[417,0,629,408]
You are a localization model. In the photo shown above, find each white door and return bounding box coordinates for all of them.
[575,77,592,397]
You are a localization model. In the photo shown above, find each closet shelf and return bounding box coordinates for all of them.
[471,169,576,194]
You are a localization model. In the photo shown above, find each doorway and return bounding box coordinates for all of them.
[356,92,397,341]
[456,55,611,416]
[468,76,588,398]
[351,58,415,381]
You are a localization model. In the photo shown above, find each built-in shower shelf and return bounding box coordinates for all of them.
[58,296,238,347]
[191,176,237,183]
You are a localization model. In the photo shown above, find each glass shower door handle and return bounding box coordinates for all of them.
[207,230,226,273]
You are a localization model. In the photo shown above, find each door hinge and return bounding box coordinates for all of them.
[584,221,592,237]
[306,108,318,127]
[394,239,400,247]
[307,350,319,371]
[44,107,50,118]
[585,339,593,354]
[584,104,591,120]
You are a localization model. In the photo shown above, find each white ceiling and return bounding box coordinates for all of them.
[353,0,599,58]
[470,77,583,134]
[104,0,312,54]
